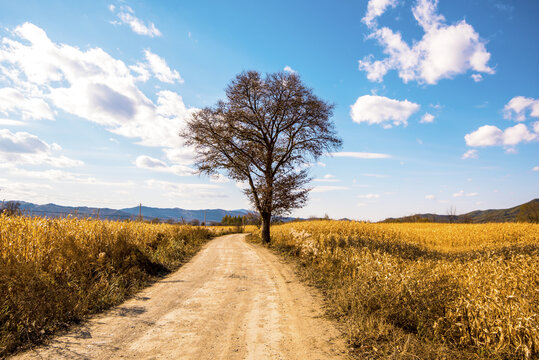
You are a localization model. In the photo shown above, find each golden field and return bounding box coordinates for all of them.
[260,221,539,359]
[0,215,231,357]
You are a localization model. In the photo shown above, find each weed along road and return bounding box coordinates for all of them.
[13,234,348,360]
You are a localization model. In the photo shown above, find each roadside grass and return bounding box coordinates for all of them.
[0,215,233,357]
[251,221,539,360]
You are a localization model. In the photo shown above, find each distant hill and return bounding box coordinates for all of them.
[119,206,249,223]
[10,201,249,223]
[381,199,539,223]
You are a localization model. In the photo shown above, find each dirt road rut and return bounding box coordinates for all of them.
[13,234,348,359]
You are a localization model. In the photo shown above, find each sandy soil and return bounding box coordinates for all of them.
[12,234,349,360]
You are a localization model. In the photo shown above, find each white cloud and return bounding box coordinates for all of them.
[144,50,183,84]
[425,194,436,200]
[311,186,349,193]
[146,179,225,198]
[362,0,399,28]
[313,174,340,183]
[359,0,493,84]
[505,148,517,154]
[461,149,478,159]
[420,113,435,123]
[453,190,478,197]
[2,166,134,186]
[465,124,537,147]
[0,23,195,164]
[114,7,162,37]
[464,125,503,146]
[283,65,296,74]
[330,151,391,159]
[503,124,536,145]
[108,4,115,12]
[0,129,82,167]
[359,193,380,199]
[0,87,54,121]
[503,96,539,122]
[0,119,25,126]
[350,95,420,127]
[533,166,539,172]
[0,178,53,201]
[135,155,194,176]
[471,73,483,82]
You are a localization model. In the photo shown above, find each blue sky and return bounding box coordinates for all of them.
[0,0,537,220]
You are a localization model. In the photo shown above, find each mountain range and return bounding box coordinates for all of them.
[3,199,538,224]
[10,201,249,223]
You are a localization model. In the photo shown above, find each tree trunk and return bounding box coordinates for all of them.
[261,211,271,244]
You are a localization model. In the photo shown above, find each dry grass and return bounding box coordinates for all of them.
[258,221,539,359]
[0,215,232,357]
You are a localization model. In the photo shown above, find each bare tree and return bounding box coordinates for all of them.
[447,205,457,223]
[181,71,342,243]
[1,201,21,216]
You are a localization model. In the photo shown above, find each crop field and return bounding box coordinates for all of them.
[0,215,232,357]
[261,221,539,359]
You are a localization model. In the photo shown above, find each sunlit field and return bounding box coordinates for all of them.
[258,221,539,359]
[0,215,232,356]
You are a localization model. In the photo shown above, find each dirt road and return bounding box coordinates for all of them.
[13,234,348,359]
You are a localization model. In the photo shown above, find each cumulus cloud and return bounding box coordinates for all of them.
[135,155,194,176]
[0,88,54,121]
[465,124,537,147]
[0,129,82,167]
[425,194,436,200]
[503,96,539,121]
[144,50,183,84]
[329,151,391,159]
[0,23,196,165]
[362,0,399,28]
[112,5,162,37]
[359,0,493,84]
[420,113,435,123]
[461,149,478,159]
[350,95,420,127]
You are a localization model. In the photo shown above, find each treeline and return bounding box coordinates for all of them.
[0,201,20,216]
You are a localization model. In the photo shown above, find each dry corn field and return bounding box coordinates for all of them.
[0,214,232,357]
[261,221,539,359]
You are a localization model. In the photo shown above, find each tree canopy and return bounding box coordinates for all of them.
[181,71,341,242]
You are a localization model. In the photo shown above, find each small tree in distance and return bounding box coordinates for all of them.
[181,71,342,243]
